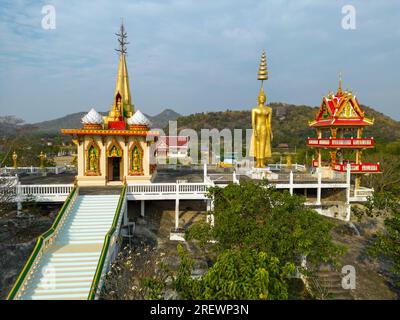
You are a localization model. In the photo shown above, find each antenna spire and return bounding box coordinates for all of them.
[338,71,343,95]
[115,21,129,55]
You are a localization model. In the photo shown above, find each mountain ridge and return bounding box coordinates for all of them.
[27,108,181,133]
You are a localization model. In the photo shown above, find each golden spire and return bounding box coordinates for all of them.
[113,22,134,118]
[257,50,268,104]
[258,50,268,81]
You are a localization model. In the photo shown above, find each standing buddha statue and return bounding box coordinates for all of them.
[250,50,273,168]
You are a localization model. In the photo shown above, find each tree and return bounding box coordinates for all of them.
[355,191,400,286]
[0,177,17,218]
[363,139,400,195]
[176,181,345,300]
[173,245,295,300]
[187,181,345,268]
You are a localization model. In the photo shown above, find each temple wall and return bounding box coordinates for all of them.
[76,134,153,186]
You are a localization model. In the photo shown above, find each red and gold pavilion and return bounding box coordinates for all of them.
[307,75,380,189]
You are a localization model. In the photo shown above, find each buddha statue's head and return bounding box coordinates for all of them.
[258,87,266,105]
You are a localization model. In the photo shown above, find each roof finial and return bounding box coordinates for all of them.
[115,20,129,55]
[338,71,343,95]
[257,50,268,88]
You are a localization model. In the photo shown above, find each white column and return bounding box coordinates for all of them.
[345,204,351,222]
[206,199,215,227]
[346,163,351,204]
[233,171,239,184]
[316,169,322,205]
[175,183,179,230]
[16,179,22,217]
[123,139,129,178]
[17,202,22,217]
[141,200,145,217]
[289,171,294,196]
[203,163,207,182]
[123,204,128,225]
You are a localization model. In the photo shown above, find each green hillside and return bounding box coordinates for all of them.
[174,103,400,148]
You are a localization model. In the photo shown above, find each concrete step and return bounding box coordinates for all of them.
[27,293,89,300]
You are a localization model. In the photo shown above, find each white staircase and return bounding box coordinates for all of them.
[18,195,120,300]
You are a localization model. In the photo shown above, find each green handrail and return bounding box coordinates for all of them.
[6,186,78,300]
[87,184,126,300]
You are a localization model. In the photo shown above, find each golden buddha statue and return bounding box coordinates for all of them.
[132,147,142,172]
[109,96,122,120]
[89,147,98,171]
[249,50,273,168]
[39,151,46,169]
[250,88,273,167]
[110,146,119,157]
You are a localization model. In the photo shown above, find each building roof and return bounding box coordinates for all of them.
[309,81,374,128]
[61,128,159,137]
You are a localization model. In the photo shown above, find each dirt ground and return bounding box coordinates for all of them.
[332,217,399,300]
[0,203,61,299]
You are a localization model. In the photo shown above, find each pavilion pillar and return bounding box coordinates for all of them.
[317,149,322,167]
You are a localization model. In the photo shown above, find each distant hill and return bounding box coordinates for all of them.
[175,103,400,148]
[3,104,399,148]
[27,108,181,134]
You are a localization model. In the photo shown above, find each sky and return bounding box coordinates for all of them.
[0,0,399,123]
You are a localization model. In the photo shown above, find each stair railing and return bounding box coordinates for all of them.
[6,186,79,300]
[88,184,127,300]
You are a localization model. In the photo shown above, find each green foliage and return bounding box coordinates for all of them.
[187,181,345,268]
[354,191,400,285]
[172,104,400,152]
[176,181,346,300]
[369,212,400,284]
[362,140,400,195]
[173,245,294,300]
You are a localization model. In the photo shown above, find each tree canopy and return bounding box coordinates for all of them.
[173,181,345,300]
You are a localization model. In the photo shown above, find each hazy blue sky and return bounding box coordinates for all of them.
[0,0,399,122]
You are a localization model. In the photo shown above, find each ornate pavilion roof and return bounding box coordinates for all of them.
[309,77,374,128]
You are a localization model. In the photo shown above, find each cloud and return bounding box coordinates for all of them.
[0,0,399,122]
